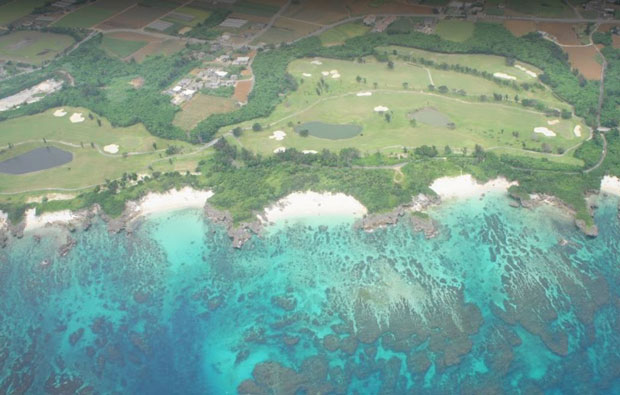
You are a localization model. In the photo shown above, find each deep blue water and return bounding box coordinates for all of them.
[0,193,619,394]
[0,146,73,175]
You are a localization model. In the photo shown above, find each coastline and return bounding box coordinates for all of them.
[2,174,619,250]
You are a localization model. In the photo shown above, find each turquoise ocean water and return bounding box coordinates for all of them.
[1,192,619,394]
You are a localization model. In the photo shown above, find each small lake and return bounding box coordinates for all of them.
[0,146,73,175]
[409,108,453,127]
[295,121,362,140]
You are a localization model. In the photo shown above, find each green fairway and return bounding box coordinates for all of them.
[0,107,196,193]
[101,36,148,58]
[434,20,475,42]
[381,46,542,83]
[228,55,587,158]
[0,31,75,65]
[319,22,370,46]
[0,0,47,26]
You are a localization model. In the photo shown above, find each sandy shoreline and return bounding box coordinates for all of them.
[260,191,368,224]
[24,209,79,233]
[131,187,214,219]
[430,175,517,200]
[600,176,620,196]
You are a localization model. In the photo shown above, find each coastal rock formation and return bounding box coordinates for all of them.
[204,203,262,248]
[575,219,599,238]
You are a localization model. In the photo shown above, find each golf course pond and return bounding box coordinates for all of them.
[409,107,454,128]
[0,146,73,175]
[295,121,362,140]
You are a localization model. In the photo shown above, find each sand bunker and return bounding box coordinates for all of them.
[274,147,286,154]
[574,125,582,137]
[331,73,341,79]
[302,150,318,154]
[311,60,323,65]
[53,109,67,117]
[374,106,389,112]
[357,92,372,97]
[103,144,119,154]
[534,127,556,137]
[321,71,330,76]
[302,73,312,77]
[515,64,538,78]
[70,113,85,123]
[269,131,287,141]
[547,119,560,125]
[494,72,517,81]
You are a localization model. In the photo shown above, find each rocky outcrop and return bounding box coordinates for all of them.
[575,219,599,238]
[204,203,262,249]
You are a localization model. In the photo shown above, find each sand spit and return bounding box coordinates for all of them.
[260,191,368,224]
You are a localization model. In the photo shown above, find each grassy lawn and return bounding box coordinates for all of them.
[0,107,196,193]
[0,0,47,26]
[0,31,75,65]
[173,93,238,131]
[434,20,475,42]
[319,22,370,46]
[101,36,148,58]
[228,56,586,158]
[53,1,133,28]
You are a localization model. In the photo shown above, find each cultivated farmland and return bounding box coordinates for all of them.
[0,31,75,65]
[53,0,137,28]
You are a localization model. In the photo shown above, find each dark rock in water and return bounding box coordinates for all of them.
[208,296,223,311]
[509,200,521,208]
[407,351,431,374]
[204,203,262,249]
[58,236,77,257]
[44,373,84,395]
[339,336,358,355]
[271,295,297,311]
[235,349,250,365]
[575,219,598,238]
[132,291,149,304]
[282,335,300,346]
[410,214,439,239]
[69,328,84,346]
[322,334,340,352]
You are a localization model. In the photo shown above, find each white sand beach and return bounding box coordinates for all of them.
[24,208,79,233]
[103,144,119,154]
[430,175,517,200]
[261,191,368,223]
[133,187,214,218]
[600,176,620,196]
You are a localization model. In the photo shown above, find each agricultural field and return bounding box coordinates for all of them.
[0,107,195,193]
[232,0,280,17]
[565,46,603,80]
[503,20,537,37]
[537,22,582,45]
[131,39,186,62]
[0,0,47,26]
[101,35,148,59]
[346,0,434,16]
[254,17,321,45]
[505,0,576,18]
[283,0,348,25]
[52,0,137,28]
[434,20,475,42]
[229,55,586,159]
[319,22,371,46]
[0,30,75,66]
[173,93,238,131]
[97,2,178,30]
